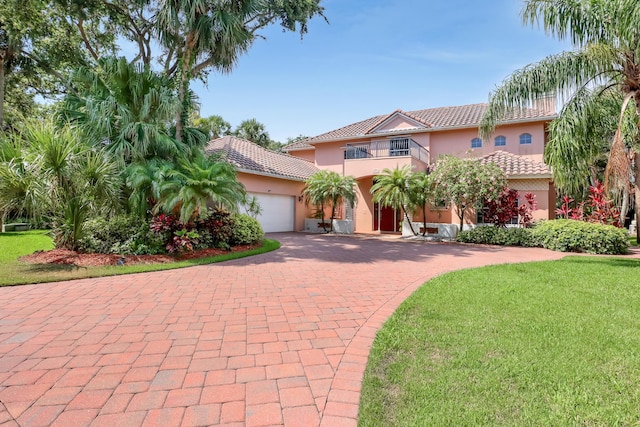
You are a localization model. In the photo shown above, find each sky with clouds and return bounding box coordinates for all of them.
[193,0,572,142]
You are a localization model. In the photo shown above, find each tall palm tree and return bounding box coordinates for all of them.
[156,153,246,223]
[480,0,640,239]
[234,118,271,148]
[371,166,420,235]
[411,171,434,236]
[157,0,254,142]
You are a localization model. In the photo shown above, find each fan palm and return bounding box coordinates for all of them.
[371,166,420,235]
[480,0,640,238]
[61,57,191,163]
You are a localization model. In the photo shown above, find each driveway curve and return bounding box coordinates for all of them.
[0,233,571,426]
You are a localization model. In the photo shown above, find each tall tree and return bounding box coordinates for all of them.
[193,114,232,139]
[480,0,640,240]
[156,0,325,141]
[234,118,271,148]
[371,166,420,235]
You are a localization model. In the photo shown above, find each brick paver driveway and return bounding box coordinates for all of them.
[0,233,568,426]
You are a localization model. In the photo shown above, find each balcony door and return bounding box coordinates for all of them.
[373,203,401,233]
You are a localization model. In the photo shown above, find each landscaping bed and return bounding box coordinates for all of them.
[20,244,258,267]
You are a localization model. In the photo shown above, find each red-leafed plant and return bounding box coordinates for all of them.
[556,181,622,227]
[483,188,536,228]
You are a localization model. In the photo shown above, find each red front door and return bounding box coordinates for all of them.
[373,204,401,232]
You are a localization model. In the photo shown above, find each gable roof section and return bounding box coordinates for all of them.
[480,150,552,179]
[303,103,555,144]
[365,109,432,134]
[205,136,318,182]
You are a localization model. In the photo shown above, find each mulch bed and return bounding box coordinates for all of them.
[20,245,259,268]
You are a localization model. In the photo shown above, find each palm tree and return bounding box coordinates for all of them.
[61,57,193,163]
[302,170,332,232]
[193,114,232,139]
[157,0,253,142]
[480,0,640,239]
[325,172,357,232]
[0,120,123,248]
[370,166,420,235]
[411,171,434,236]
[234,118,271,148]
[125,159,172,217]
[156,153,246,223]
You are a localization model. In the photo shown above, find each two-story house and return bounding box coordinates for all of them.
[206,101,556,235]
[283,102,556,234]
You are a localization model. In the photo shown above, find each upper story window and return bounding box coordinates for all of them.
[495,136,506,147]
[519,133,532,145]
[471,137,482,148]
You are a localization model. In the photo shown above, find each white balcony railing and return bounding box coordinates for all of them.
[344,138,429,163]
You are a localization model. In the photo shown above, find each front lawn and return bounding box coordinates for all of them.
[360,257,640,426]
[0,230,279,286]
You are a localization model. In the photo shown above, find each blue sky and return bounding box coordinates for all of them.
[193,0,571,143]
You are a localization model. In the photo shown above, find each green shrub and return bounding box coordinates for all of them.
[530,219,629,255]
[78,215,164,255]
[196,208,235,249]
[230,214,264,245]
[457,226,533,247]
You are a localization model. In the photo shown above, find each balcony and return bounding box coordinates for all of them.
[343,138,429,163]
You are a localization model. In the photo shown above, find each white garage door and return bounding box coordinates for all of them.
[247,193,295,232]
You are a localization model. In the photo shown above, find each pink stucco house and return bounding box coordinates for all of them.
[208,101,556,235]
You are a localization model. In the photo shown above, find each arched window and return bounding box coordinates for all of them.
[494,136,506,147]
[519,133,532,145]
[471,137,482,148]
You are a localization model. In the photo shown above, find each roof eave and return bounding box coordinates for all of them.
[506,173,553,180]
[236,167,310,182]
[308,115,557,144]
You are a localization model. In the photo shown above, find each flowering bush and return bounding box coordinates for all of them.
[429,155,506,229]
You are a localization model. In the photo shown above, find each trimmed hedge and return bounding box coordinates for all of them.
[230,214,264,245]
[530,219,628,255]
[457,226,534,247]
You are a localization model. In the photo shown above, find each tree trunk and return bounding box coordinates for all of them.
[635,152,640,243]
[176,31,197,143]
[0,53,5,129]
[422,203,427,236]
[402,206,416,235]
[459,204,465,232]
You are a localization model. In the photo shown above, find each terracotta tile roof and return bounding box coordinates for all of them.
[306,103,555,142]
[480,150,552,178]
[205,136,318,182]
[281,140,315,151]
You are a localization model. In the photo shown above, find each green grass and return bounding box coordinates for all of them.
[0,230,280,286]
[628,235,639,247]
[359,257,640,426]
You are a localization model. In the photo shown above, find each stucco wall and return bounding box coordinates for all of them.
[238,172,312,231]
[428,122,547,163]
[288,149,316,163]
